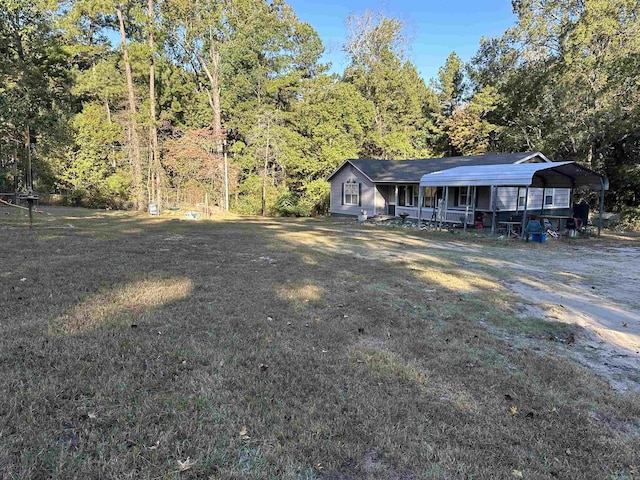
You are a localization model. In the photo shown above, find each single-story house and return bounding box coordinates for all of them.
[326,151,609,235]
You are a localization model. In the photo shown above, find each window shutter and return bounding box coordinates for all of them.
[358,183,361,206]
[341,183,344,205]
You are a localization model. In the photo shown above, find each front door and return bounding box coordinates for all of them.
[388,204,395,216]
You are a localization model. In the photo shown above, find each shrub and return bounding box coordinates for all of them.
[274,192,311,217]
[303,179,330,216]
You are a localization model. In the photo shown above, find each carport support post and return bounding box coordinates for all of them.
[521,186,529,241]
[491,185,497,235]
[418,186,423,225]
[598,179,605,236]
[463,185,470,233]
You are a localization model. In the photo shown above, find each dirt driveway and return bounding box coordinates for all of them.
[314,221,640,392]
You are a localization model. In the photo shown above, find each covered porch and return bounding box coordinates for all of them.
[373,183,492,224]
[418,162,609,237]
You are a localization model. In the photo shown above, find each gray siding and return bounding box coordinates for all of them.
[495,187,571,211]
[496,187,518,210]
[329,165,375,216]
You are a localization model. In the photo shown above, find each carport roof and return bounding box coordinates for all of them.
[419,161,608,190]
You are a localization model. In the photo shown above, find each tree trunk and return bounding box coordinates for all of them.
[262,122,270,216]
[198,27,223,156]
[116,4,144,211]
[148,0,161,210]
[209,29,223,158]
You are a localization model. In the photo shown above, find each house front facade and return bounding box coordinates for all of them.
[327,152,573,224]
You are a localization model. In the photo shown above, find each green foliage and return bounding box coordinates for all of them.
[447,86,502,155]
[303,179,330,216]
[343,11,436,159]
[431,51,467,156]
[232,173,285,215]
[469,0,640,209]
[0,0,74,191]
[4,0,639,214]
[273,191,311,217]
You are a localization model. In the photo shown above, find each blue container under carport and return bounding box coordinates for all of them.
[531,233,546,243]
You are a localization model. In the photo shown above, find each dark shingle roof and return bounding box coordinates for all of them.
[327,152,549,183]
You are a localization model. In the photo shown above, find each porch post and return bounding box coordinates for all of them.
[394,184,398,216]
[521,186,529,241]
[443,186,449,229]
[373,186,377,216]
[491,185,497,235]
[418,185,423,224]
[598,179,605,237]
[472,186,476,227]
[540,187,545,216]
[464,185,470,233]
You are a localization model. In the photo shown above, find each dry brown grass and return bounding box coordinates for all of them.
[51,277,193,334]
[0,206,639,479]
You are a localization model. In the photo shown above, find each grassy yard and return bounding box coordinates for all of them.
[1,207,639,479]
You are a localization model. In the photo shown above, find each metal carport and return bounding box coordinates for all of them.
[418,161,609,237]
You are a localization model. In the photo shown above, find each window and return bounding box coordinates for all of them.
[544,189,554,206]
[398,185,417,207]
[458,188,471,206]
[344,183,359,205]
[517,188,526,210]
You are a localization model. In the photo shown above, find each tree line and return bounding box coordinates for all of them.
[1,0,639,215]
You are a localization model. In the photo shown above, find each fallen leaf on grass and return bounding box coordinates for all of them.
[239,426,247,437]
[177,457,195,471]
[512,470,523,478]
[510,406,518,416]
[259,363,269,372]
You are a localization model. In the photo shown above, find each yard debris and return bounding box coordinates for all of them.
[512,470,523,478]
[239,426,250,441]
[509,406,518,416]
[177,457,196,471]
[259,363,269,372]
[19,278,26,282]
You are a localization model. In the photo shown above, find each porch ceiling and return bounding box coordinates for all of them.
[419,162,608,190]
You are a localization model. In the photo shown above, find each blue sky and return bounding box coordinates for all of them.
[287,0,517,82]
